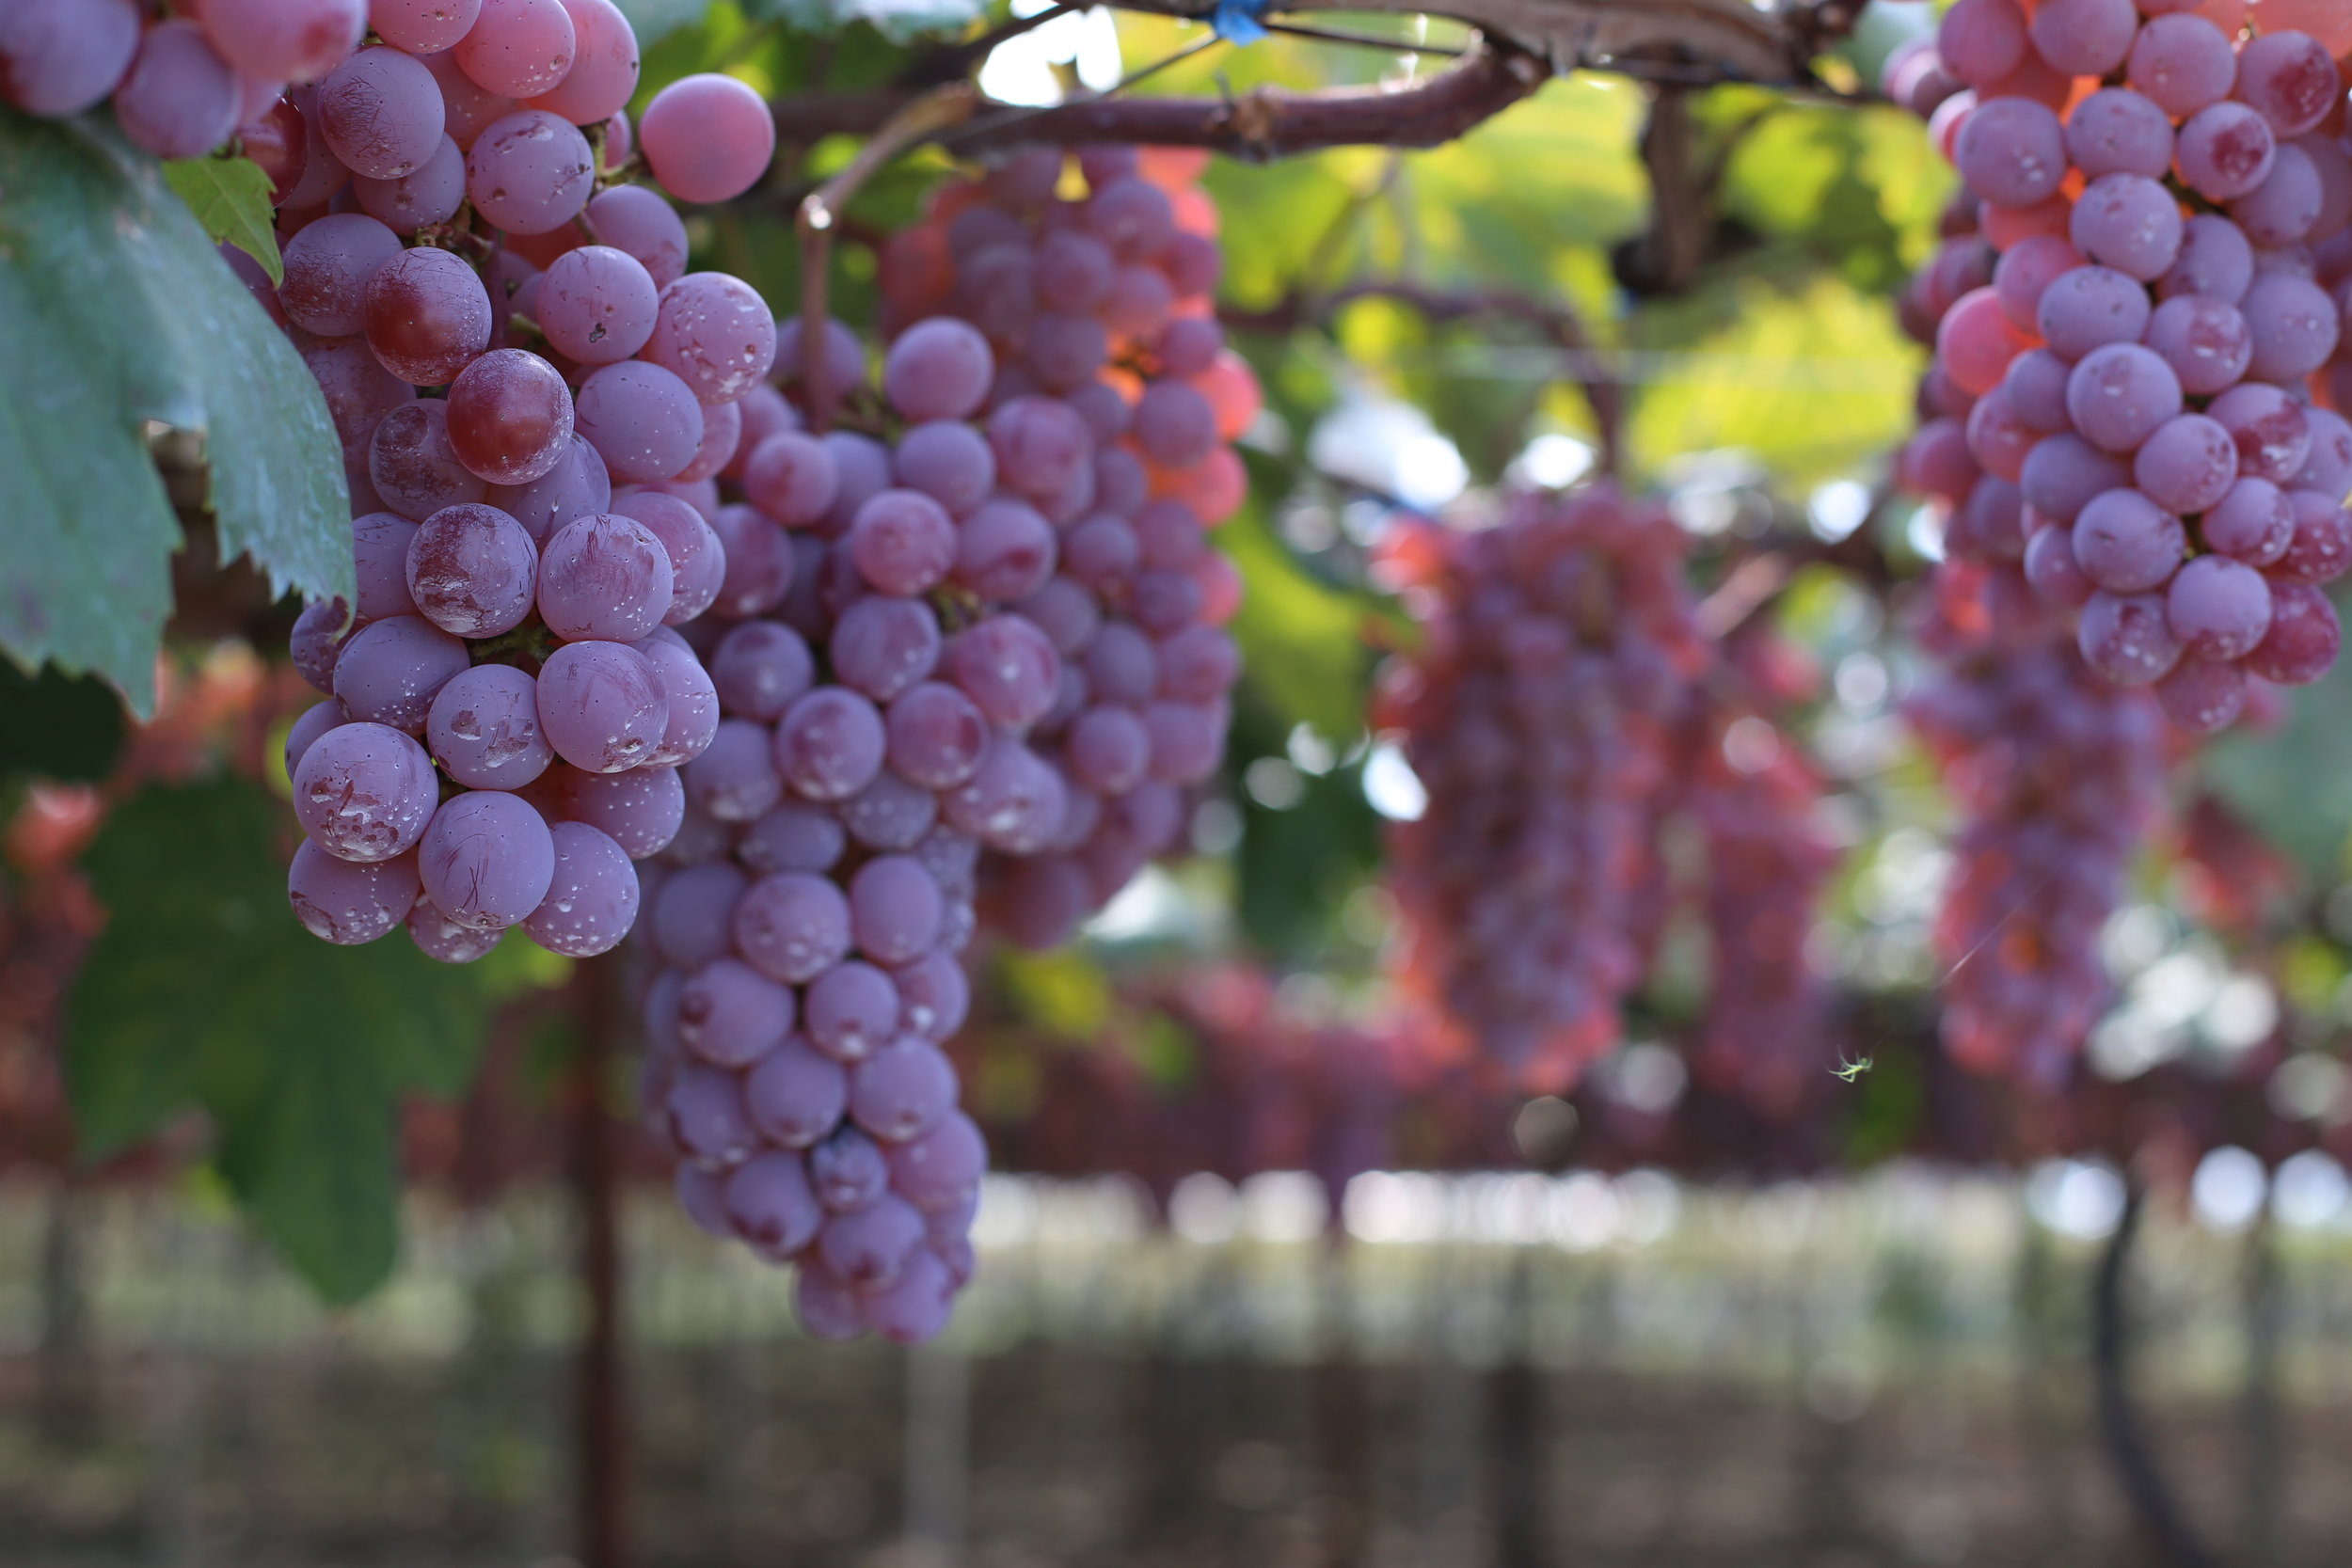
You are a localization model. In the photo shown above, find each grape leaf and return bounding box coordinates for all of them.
[64,779,503,1304]
[2202,632,2352,877]
[0,661,127,783]
[0,106,351,716]
[162,153,283,284]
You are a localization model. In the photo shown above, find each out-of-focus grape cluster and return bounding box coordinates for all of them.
[870,143,1253,945]
[1887,0,2352,735]
[1906,562,2169,1088]
[1371,487,1716,1093]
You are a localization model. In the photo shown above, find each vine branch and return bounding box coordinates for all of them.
[771,0,1862,160]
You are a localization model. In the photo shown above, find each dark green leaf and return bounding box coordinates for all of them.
[0,661,127,782]
[2203,626,2352,878]
[66,779,502,1303]
[0,107,351,715]
[162,154,282,284]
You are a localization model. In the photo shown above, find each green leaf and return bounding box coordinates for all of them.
[2203,628,2352,878]
[0,106,352,716]
[163,154,283,285]
[0,661,126,783]
[65,779,504,1303]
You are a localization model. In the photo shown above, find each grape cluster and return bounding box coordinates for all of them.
[1681,642,1840,1114]
[1906,562,2169,1087]
[869,144,1255,944]
[214,5,778,970]
[1373,487,1710,1092]
[1887,2,2352,734]
[622,149,1251,1342]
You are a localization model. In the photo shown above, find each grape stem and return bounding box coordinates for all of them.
[795,83,981,433]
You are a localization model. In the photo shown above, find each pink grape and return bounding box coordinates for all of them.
[831,597,942,704]
[2153,656,2247,734]
[2209,383,2312,481]
[2233,29,2339,137]
[487,432,610,545]
[737,801,845,877]
[428,662,553,789]
[883,318,997,422]
[525,0,636,124]
[465,108,594,234]
[2026,0,2136,75]
[2158,214,2255,303]
[2165,553,2274,658]
[0,0,141,118]
[611,490,726,624]
[536,639,667,772]
[293,720,439,863]
[683,719,782,823]
[536,245,660,363]
[734,871,853,985]
[642,272,777,404]
[1955,95,2067,208]
[2126,15,2236,117]
[1938,286,2034,394]
[848,855,943,966]
[2202,477,2296,565]
[2239,273,2339,381]
[418,787,558,930]
[626,629,719,768]
[288,841,418,945]
[743,1040,850,1149]
[2078,589,2185,685]
[574,360,704,482]
[941,738,1067,853]
[371,0,483,55]
[353,133,468,230]
[2132,414,2240,515]
[584,183,690,288]
[774,688,887,801]
[849,1039,956,1143]
[1938,0,2027,85]
[2244,581,2341,684]
[706,505,794,617]
[2229,144,2325,246]
[2068,174,2183,282]
[954,498,1058,601]
[317,45,443,179]
[113,19,243,159]
[1992,235,2082,329]
[885,683,990,791]
[454,0,576,99]
[446,348,572,484]
[523,820,638,956]
[946,614,1060,730]
[2177,103,2278,201]
[2064,343,2182,454]
[406,500,538,636]
[638,72,775,203]
[2274,490,2352,584]
[537,513,674,641]
[281,213,403,337]
[2142,293,2252,394]
[334,613,469,732]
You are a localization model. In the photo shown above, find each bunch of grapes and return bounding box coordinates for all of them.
[1906,562,2169,1087]
[868,144,1256,945]
[1373,486,1711,1092]
[170,0,781,971]
[1889,0,2352,735]
[620,149,1253,1342]
[1680,642,1841,1114]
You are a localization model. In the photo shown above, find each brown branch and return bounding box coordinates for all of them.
[771,38,1549,161]
[1105,0,1853,84]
